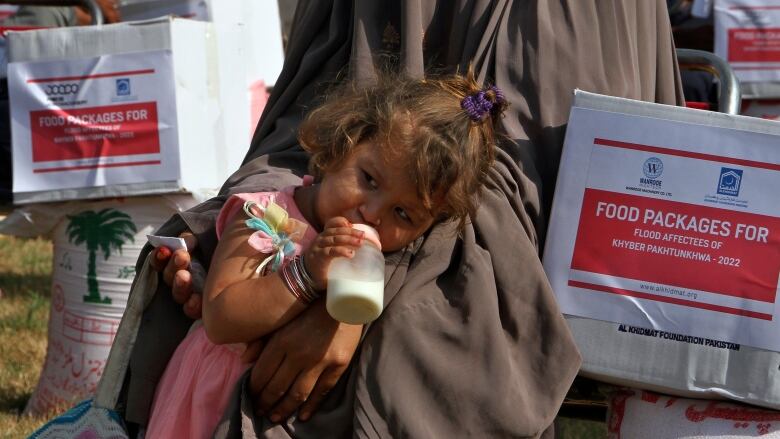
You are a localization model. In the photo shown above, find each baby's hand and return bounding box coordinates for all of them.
[304,217,364,290]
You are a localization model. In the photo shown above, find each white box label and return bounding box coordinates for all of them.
[715,0,780,82]
[9,50,180,192]
[544,94,780,352]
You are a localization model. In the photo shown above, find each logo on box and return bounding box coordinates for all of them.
[116,78,131,96]
[717,167,743,197]
[44,83,79,96]
[639,157,664,189]
[643,157,664,178]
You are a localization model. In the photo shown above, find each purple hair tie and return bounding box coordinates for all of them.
[461,85,505,121]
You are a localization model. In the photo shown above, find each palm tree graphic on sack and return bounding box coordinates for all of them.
[66,208,137,304]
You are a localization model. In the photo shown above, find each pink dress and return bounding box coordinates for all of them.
[145,186,317,438]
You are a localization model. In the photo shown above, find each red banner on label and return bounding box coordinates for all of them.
[728,28,780,62]
[0,26,42,37]
[30,102,160,162]
[571,188,780,303]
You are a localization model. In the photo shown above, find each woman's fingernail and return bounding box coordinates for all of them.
[156,247,169,259]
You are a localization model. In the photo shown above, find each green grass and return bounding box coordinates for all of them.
[557,417,607,438]
[0,235,55,438]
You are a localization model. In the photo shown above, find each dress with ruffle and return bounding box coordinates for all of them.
[145,186,317,438]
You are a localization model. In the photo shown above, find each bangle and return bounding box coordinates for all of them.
[280,260,308,304]
[280,256,320,305]
[292,255,321,302]
[297,254,319,291]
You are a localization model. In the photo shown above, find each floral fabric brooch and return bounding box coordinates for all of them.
[242,199,308,274]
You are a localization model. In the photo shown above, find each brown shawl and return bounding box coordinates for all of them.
[121,1,683,437]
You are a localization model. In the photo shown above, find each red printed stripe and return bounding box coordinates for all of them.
[593,138,780,172]
[571,189,780,304]
[0,25,42,37]
[732,65,780,70]
[728,28,780,63]
[568,280,773,321]
[26,69,155,83]
[30,102,160,162]
[33,160,161,173]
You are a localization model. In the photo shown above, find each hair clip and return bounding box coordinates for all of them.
[461,85,505,121]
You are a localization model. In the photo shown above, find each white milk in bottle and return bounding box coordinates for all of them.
[326,224,384,324]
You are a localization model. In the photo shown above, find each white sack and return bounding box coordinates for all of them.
[23,195,195,415]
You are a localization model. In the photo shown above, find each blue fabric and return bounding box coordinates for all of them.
[29,399,128,439]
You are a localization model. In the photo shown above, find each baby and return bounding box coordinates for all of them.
[146,71,507,438]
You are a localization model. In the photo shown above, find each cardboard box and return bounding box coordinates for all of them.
[0,5,18,20]
[569,316,780,410]
[713,0,780,99]
[116,0,284,87]
[118,0,209,21]
[544,90,780,409]
[742,98,780,120]
[741,83,780,100]
[714,0,780,84]
[7,17,257,204]
[1,26,41,79]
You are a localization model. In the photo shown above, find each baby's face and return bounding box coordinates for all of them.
[313,141,436,252]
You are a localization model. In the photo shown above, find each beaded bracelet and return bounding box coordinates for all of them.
[280,256,321,305]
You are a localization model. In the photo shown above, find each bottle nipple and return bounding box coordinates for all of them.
[351,223,381,250]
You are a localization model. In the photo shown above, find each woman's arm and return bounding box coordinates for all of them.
[247,300,363,422]
[202,213,306,344]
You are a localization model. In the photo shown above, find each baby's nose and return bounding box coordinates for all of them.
[358,204,382,227]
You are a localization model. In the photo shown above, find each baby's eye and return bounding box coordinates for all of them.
[395,207,412,223]
[362,170,379,189]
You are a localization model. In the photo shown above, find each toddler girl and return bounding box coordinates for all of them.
[145,71,507,437]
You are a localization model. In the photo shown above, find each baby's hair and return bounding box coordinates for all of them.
[298,69,507,230]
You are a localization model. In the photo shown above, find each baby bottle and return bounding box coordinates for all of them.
[326,224,385,324]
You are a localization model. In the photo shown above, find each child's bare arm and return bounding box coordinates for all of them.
[201,214,307,344]
[202,214,364,345]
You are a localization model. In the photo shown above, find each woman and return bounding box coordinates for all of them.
[122,1,683,437]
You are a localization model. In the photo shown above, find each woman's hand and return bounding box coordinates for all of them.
[304,217,364,290]
[149,232,202,319]
[245,300,362,422]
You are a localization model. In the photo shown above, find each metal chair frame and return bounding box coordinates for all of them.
[677,48,742,115]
